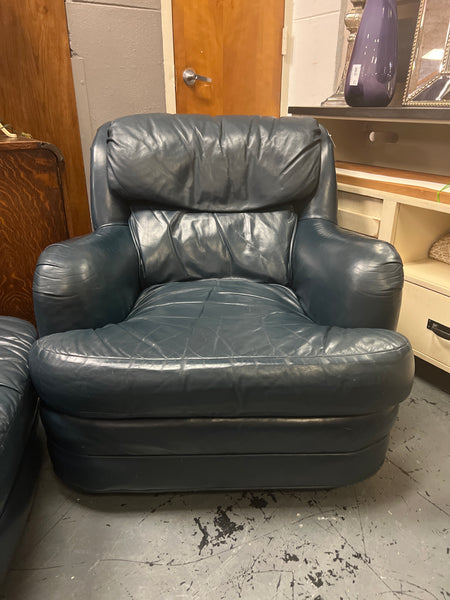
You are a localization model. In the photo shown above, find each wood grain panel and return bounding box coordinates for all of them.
[336,161,450,205]
[172,0,284,116]
[0,142,68,323]
[173,0,224,115]
[0,0,90,236]
[223,0,284,116]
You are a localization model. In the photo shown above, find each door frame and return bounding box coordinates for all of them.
[160,0,293,116]
[161,0,176,113]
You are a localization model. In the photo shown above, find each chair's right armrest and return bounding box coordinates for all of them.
[33,224,141,336]
[291,218,404,330]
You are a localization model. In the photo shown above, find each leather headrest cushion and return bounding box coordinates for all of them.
[106,113,321,212]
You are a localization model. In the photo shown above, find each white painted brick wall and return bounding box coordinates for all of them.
[65,0,165,187]
[288,0,345,107]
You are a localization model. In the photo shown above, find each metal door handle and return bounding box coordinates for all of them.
[183,68,212,87]
[427,319,450,341]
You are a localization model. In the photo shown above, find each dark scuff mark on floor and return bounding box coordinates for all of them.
[307,571,324,588]
[247,493,275,522]
[214,506,244,540]
[249,494,268,509]
[193,517,209,554]
[193,505,247,555]
[179,580,193,592]
[282,551,299,563]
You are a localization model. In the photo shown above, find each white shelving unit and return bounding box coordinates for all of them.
[289,106,450,372]
[337,180,450,372]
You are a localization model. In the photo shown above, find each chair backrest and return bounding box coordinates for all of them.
[90,113,337,286]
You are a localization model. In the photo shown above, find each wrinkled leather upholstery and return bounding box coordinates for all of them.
[106,114,321,211]
[130,209,296,286]
[32,279,412,419]
[0,317,40,581]
[34,224,140,336]
[292,219,404,329]
[30,114,414,493]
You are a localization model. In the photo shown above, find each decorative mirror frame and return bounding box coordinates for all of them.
[403,0,450,106]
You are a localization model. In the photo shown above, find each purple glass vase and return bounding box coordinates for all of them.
[344,0,398,107]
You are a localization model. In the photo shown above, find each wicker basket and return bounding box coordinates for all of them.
[429,232,450,265]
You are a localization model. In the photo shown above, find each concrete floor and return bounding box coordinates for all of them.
[2,361,449,600]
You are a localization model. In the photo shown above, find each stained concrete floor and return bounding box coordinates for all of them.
[2,360,449,600]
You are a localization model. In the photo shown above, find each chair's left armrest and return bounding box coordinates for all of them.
[33,224,141,336]
[292,218,404,330]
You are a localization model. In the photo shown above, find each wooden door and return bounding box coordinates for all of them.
[0,0,91,237]
[172,0,285,116]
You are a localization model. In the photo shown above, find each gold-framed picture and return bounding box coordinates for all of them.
[403,0,450,106]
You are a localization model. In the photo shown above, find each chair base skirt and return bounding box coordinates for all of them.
[47,436,390,494]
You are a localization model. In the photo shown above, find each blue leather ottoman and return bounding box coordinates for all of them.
[0,317,40,582]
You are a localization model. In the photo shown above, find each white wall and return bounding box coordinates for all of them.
[65,0,166,186]
[67,0,346,182]
[287,0,345,107]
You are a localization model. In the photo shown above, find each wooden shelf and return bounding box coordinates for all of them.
[404,259,450,296]
[335,162,450,205]
[288,106,450,124]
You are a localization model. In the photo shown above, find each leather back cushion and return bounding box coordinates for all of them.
[130,207,297,286]
[107,114,321,211]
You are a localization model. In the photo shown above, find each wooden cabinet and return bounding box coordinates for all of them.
[0,137,70,323]
[0,0,91,237]
[289,107,450,371]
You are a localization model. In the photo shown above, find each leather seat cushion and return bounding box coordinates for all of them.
[30,278,413,419]
[0,317,38,514]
